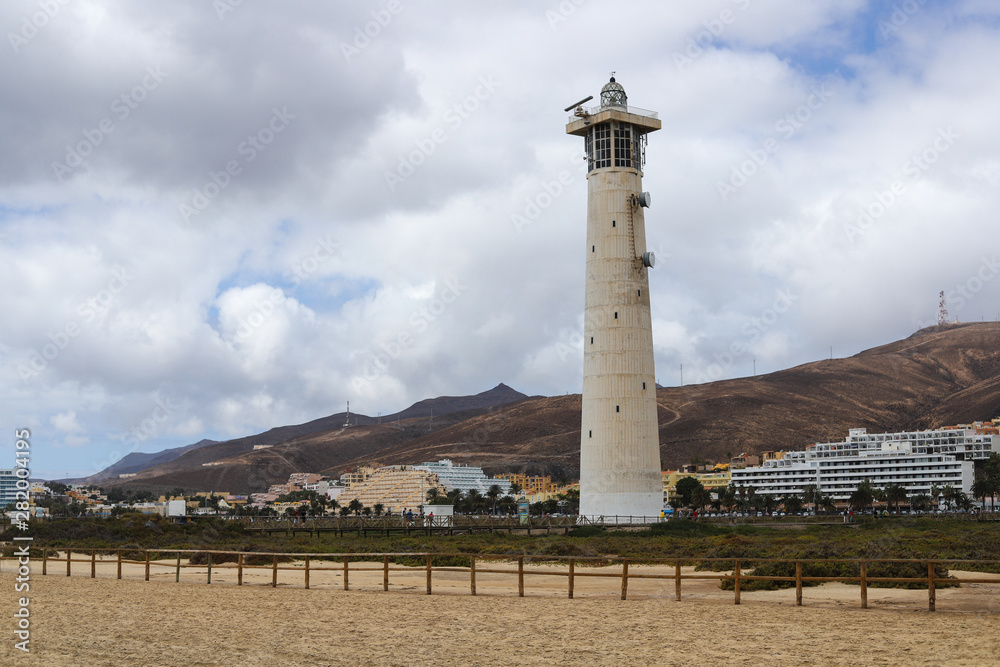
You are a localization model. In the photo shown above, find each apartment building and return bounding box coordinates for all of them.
[495,473,555,495]
[731,435,974,501]
[411,459,511,495]
[346,466,445,513]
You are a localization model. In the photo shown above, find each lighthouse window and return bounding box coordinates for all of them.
[614,311,618,319]
[593,125,612,169]
[643,382,646,390]
[592,245,595,253]
[612,220,616,227]
[616,405,620,413]
[590,337,593,344]
[614,124,633,168]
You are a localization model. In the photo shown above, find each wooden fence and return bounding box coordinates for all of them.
[232,515,656,536]
[3,547,998,612]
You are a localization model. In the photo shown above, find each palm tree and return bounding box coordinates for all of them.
[801,484,818,514]
[872,486,886,512]
[910,493,933,512]
[850,479,875,513]
[692,486,711,513]
[465,489,484,515]
[955,492,973,513]
[819,495,837,515]
[347,498,363,516]
[883,483,907,513]
[486,484,502,515]
[497,496,517,515]
[783,496,803,514]
[760,494,777,514]
[720,485,737,513]
[971,468,1000,511]
[930,484,942,508]
[373,503,385,516]
[941,485,958,511]
[426,487,441,504]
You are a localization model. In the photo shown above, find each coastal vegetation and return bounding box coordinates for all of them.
[6,515,998,575]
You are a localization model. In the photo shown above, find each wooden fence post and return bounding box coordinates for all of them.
[67,550,72,577]
[927,561,936,612]
[675,562,682,601]
[91,550,96,579]
[426,555,432,595]
[117,550,122,580]
[860,561,868,609]
[795,561,803,606]
[383,556,389,592]
[272,555,278,588]
[206,553,212,585]
[144,552,150,582]
[42,549,47,576]
[175,553,181,583]
[621,560,629,601]
[733,560,741,605]
[343,556,350,591]
[237,554,243,586]
[568,559,575,599]
[470,556,477,596]
[517,557,524,598]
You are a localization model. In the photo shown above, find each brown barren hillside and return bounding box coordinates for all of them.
[117,385,531,493]
[116,324,1000,493]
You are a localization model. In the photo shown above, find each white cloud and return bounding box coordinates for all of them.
[51,410,83,433]
[3,0,1000,477]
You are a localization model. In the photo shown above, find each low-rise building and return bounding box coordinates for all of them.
[730,453,760,469]
[288,473,323,488]
[495,473,555,495]
[522,482,579,504]
[661,467,731,506]
[340,465,380,489]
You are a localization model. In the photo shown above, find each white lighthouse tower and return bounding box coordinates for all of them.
[566,76,662,520]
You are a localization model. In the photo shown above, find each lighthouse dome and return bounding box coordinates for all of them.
[600,76,627,109]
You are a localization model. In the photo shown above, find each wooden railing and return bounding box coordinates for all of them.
[2,547,997,612]
[234,515,649,529]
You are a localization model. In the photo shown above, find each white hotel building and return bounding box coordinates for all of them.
[411,459,511,495]
[730,426,996,502]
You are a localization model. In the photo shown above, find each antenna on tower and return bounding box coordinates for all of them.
[563,95,594,113]
[937,291,950,326]
[344,401,351,428]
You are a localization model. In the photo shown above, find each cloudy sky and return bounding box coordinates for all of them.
[3,0,999,479]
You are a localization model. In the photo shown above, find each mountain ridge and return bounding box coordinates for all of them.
[102,324,1000,493]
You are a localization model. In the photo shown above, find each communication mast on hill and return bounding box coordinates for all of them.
[344,401,351,428]
[937,291,950,326]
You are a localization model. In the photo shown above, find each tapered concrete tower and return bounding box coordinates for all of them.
[566,76,662,520]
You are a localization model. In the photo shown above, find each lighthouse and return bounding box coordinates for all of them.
[565,76,662,520]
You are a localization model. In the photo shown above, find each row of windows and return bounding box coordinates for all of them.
[585,122,640,171]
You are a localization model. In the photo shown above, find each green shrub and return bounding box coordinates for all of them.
[717,560,958,591]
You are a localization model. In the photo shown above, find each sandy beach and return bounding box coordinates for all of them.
[2,555,999,666]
